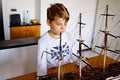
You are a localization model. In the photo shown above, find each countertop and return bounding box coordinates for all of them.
[0,37,40,50]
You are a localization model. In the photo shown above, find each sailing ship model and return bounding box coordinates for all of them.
[80,4,120,80]
[38,5,120,80]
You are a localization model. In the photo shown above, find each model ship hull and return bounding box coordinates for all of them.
[38,55,120,80]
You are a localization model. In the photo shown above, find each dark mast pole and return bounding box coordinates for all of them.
[79,13,82,57]
[60,33,62,57]
[78,13,84,78]
[58,33,62,80]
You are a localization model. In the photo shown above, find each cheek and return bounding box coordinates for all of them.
[61,26,67,31]
[51,25,59,32]
[64,26,67,29]
[53,25,60,30]
[55,27,60,31]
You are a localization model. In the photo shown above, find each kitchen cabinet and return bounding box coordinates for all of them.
[10,25,40,39]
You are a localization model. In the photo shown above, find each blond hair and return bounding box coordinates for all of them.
[47,3,70,22]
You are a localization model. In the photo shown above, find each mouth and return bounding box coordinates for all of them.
[60,31,64,33]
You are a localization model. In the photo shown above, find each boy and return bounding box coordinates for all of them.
[37,3,80,77]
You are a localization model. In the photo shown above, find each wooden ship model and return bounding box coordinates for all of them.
[38,5,120,80]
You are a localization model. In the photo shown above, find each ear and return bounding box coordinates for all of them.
[46,19,50,26]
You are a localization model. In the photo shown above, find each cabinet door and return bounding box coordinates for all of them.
[10,25,40,39]
[27,25,40,37]
[10,26,27,39]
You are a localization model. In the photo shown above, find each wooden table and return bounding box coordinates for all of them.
[7,54,118,80]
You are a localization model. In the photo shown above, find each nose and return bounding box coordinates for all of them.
[60,26,65,32]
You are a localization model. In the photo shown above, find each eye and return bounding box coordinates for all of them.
[56,23,61,26]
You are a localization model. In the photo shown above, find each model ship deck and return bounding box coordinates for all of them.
[38,55,120,80]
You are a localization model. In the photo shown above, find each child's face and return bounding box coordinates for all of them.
[47,17,68,36]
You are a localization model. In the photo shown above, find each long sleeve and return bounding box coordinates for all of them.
[70,39,79,63]
[37,39,47,76]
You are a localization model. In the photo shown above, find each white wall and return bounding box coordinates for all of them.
[2,0,97,48]
[2,0,40,40]
[40,0,97,48]
[0,45,38,80]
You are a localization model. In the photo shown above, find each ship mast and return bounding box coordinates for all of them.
[95,5,119,71]
[99,5,116,70]
[72,13,93,79]
[103,5,109,70]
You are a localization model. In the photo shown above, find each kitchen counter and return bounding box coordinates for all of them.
[0,37,40,50]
